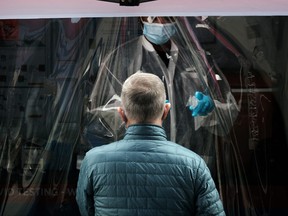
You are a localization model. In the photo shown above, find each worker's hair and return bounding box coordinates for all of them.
[121,71,166,123]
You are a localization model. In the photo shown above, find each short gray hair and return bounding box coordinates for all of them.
[121,71,166,123]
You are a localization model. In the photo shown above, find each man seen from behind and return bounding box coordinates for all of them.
[76,71,225,216]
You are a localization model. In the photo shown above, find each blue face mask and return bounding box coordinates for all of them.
[143,22,176,45]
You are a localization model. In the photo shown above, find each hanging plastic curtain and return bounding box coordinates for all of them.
[0,16,288,216]
[0,18,100,215]
[86,16,245,213]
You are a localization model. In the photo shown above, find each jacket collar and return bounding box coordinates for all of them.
[124,124,167,141]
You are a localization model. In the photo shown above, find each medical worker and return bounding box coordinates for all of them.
[85,17,239,172]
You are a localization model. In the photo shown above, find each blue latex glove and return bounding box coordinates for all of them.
[189,91,214,117]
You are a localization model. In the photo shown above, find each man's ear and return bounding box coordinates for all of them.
[161,103,171,120]
[117,107,127,123]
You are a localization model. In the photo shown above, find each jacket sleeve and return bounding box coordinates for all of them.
[194,159,226,216]
[76,157,95,216]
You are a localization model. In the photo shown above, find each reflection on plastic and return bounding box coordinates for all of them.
[0,16,287,216]
[186,95,198,109]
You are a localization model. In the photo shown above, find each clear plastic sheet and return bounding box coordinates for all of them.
[0,17,288,215]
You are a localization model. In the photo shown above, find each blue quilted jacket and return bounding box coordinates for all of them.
[76,124,225,216]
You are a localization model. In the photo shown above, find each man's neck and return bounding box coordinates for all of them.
[152,41,171,53]
[126,119,162,128]
[152,42,171,67]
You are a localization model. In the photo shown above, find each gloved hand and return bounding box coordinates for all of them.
[189,91,214,117]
